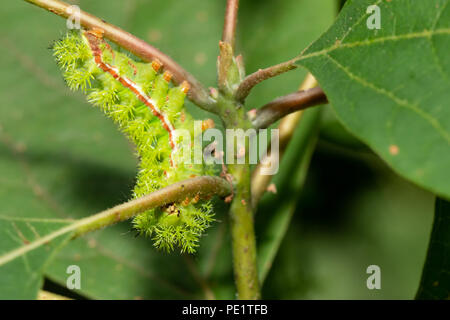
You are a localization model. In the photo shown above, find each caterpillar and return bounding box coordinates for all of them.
[53,29,216,253]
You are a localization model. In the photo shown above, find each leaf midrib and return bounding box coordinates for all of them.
[296,28,450,62]
[323,53,450,144]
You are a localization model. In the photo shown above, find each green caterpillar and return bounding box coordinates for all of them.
[53,29,216,253]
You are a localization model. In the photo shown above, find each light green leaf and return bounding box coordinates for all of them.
[416,198,450,299]
[263,166,434,299]
[296,0,450,198]
[0,0,201,299]
[257,108,322,284]
[0,216,73,299]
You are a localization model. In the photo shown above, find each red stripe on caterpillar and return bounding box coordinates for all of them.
[84,29,189,167]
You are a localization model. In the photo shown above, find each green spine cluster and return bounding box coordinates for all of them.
[53,31,215,253]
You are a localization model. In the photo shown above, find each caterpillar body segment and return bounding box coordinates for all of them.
[53,30,215,253]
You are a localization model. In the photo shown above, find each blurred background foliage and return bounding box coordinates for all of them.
[0,0,433,299]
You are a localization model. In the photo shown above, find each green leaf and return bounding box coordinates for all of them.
[257,108,322,284]
[296,0,450,199]
[0,0,199,299]
[0,0,335,299]
[45,225,201,299]
[320,105,369,150]
[0,216,73,299]
[240,0,336,109]
[262,166,434,299]
[240,0,336,289]
[416,198,450,300]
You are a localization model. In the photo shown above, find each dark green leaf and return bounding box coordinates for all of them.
[0,217,73,299]
[416,198,450,300]
[257,108,322,284]
[297,0,450,199]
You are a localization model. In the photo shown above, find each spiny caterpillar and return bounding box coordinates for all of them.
[53,29,216,253]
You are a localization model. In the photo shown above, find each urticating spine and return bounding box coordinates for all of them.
[53,30,215,253]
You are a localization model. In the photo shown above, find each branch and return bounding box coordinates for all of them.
[250,86,327,129]
[222,0,239,49]
[24,0,216,113]
[0,176,231,266]
[228,164,260,299]
[251,74,318,206]
[235,59,298,102]
[218,0,240,95]
[74,176,231,237]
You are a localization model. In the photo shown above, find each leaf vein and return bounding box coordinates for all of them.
[324,53,450,144]
[298,28,450,62]
[427,0,450,83]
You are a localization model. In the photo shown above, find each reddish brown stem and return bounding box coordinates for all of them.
[235,60,297,102]
[251,87,327,129]
[24,0,216,112]
[222,0,240,48]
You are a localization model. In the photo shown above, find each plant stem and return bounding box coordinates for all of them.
[228,163,260,299]
[23,0,216,113]
[218,0,241,96]
[218,97,261,299]
[222,0,239,49]
[0,176,231,266]
[73,176,231,237]
[214,92,261,299]
[235,59,298,102]
[218,0,260,299]
[251,86,327,130]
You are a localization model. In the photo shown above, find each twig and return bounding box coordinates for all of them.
[251,74,318,206]
[228,163,260,299]
[218,41,235,94]
[251,87,327,129]
[74,176,231,236]
[218,0,240,95]
[222,0,239,49]
[0,176,231,266]
[235,59,297,102]
[24,0,216,113]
